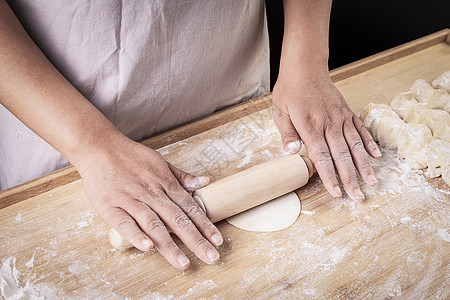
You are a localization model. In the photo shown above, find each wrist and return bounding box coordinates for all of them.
[67,125,130,174]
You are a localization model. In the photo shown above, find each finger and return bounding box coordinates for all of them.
[139,187,220,265]
[123,196,191,270]
[343,120,378,187]
[272,103,302,154]
[325,122,364,201]
[169,164,210,192]
[303,134,342,197]
[166,185,223,247]
[353,115,382,158]
[101,204,154,252]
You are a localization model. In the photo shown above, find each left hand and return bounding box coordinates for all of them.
[272,68,381,201]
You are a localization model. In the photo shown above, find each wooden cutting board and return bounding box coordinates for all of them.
[0,29,449,299]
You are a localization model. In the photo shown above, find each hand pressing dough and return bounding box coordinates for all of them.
[375,116,406,149]
[432,70,450,92]
[397,123,433,169]
[426,139,450,178]
[226,192,301,232]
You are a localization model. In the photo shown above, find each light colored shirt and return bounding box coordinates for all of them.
[0,0,270,190]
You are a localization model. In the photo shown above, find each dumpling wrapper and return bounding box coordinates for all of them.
[226,192,301,232]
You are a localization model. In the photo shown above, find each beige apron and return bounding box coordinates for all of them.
[0,0,270,190]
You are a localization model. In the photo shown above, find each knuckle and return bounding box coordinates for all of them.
[312,149,332,165]
[184,203,204,217]
[174,213,193,229]
[349,140,364,153]
[163,240,180,253]
[145,219,166,234]
[336,150,352,162]
[118,217,135,230]
[165,178,180,191]
[192,237,208,249]
[344,174,359,186]
[280,129,298,140]
[359,161,373,172]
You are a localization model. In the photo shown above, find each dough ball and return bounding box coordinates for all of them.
[433,118,450,142]
[426,139,450,178]
[410,79,436,102]
[417,108,449,137]
[390,92,419,120]
[360,103,400,140]
[442,163,450,186]
[403,102,431,123]
[432,70,450,92]
[360,103,391,122]
[226,192,301,232]
[375,116,406,149]
[397,123,433,169]
[429,90,450,112]
[410,79,450,111]
[109,228,132,251]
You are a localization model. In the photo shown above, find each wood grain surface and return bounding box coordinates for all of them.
[0,29,449,299]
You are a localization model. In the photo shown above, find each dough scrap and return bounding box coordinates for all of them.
[410,79,450,111]
[397,123,433,169]
[390,92,419,119]
[426,139,450,178]
[432,70,450,92]
[375,116,405,149]
[226,192,301,232]
[360,103,400,140]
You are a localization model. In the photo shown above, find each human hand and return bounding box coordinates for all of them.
[272,69,381,201]
[75,135,223,270]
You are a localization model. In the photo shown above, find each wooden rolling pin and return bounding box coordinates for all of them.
[110,154,315,250]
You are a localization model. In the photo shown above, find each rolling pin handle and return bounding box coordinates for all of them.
[301,155,316,178]
[193,195,207,215]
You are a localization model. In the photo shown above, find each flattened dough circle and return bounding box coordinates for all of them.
[226,192,301,232]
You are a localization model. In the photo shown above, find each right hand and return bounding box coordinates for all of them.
[76,135,223,270]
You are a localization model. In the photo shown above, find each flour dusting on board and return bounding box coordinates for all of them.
[0,257,44,299]
[156,108,283,181]
[1,106,449,299]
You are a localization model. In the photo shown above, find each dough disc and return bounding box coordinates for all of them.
[226,192,301,232]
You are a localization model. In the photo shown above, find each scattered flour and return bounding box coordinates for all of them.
[438,229,450,242]
[0,257,44,299]
[68,260,90,275]
[236,149,253,168]
[25,252,36,269]
[15,213,22,222]
[301,210,314,215]
[400,216,412,224]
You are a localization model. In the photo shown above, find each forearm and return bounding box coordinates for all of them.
[0,1,122,169]
[280,0,332,74]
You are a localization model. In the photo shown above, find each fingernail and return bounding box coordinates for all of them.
[368,174,378,186]
[177,254,190,267]
[352,189,365,201]
[211,233,223,246]
[284,141,301,154]
[334,186,342,197]
[206,249,219,263]
[142,239,153,250]
[185,176,210,190]
[371,143,382,157]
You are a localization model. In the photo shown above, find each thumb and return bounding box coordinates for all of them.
[273,108,302,155]
[168,163,210,192]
